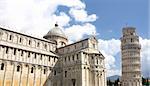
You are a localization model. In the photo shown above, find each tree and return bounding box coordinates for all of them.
[114,78,120,86]
[146,78,149,86]
[107,80,113,86]
[142,77,145,85]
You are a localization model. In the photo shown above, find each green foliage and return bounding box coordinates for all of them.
[108,77,150,85]
[107,78,120,86]
[142,77,150,85]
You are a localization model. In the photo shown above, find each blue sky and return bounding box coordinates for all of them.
[85,0,149,77]
[83,0,149,77]
[85,0,149,39]
[57,0,149,77]
[0,0,149,77]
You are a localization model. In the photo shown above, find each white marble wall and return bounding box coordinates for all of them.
[121,27,142,86]
[0,28,58,86]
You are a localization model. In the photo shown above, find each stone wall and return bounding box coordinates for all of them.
[121,27,142,86]
[50,37,107,86]
[0,28,56,52]
[0,27,58,86]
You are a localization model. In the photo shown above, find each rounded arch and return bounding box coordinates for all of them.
[59,41,66,46]
[31,66,35,73]
[17,65,21,72]
[43,67,47,74]
[1,63,5,70]
[53,40,57,45]
[16,63,22,71]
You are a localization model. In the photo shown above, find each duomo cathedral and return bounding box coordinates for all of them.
[0,23,107,86]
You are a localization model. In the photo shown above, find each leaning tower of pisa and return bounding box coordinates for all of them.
[120,27,142,86]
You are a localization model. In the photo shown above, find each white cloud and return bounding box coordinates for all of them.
[107,69,121,77]
[0,0,91,38]
[56,0,86,9]
[51,12,71,27]
[65,23,96,41]
[69,8,97,22]
[98,37,150,77]
[98,39,121,77]
[98,39,121,56]
[140,37,150,78]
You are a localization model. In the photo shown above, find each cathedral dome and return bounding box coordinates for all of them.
[44,24,67,39]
